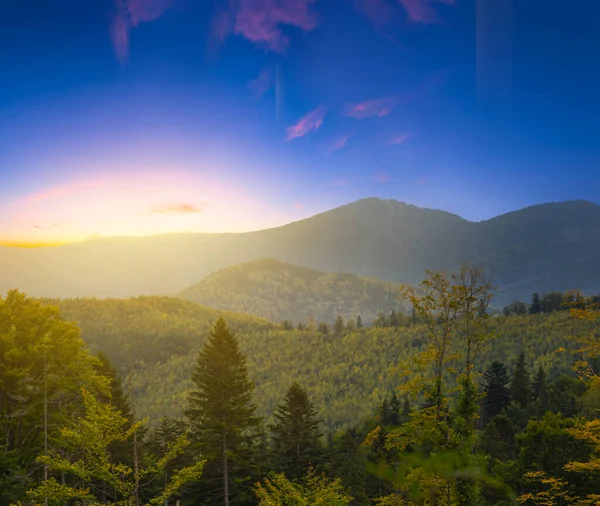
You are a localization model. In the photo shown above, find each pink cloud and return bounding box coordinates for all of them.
[326,133,352,155]
[398,0,455,25]
[151,203,203,214]
[345,96,398,118]
[354,0,395,30]
[374,171,389,182]
[389,133,412,145]
[294,203,305,210]
[111,0,175,65]
[248,65,275,98]
[212,0,319,54]
[286,105,327,141]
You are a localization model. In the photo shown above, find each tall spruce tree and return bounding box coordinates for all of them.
[482,361,512,420]
[511,352,531,408]
[270,382,324,481]
[532,366,551,416]
[185,318,261,506]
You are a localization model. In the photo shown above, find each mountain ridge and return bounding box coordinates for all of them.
[2,198,599,305]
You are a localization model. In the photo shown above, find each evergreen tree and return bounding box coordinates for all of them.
[529,293,542,314]
[389,310,398,330]
[356,316,363,329]
[333,315,345,336]
[511,352,531,408]
[270,382,324,481]
[318,323,330,335]
[482,361,512,420]
[185,318,261,506]
[532,366,551,416]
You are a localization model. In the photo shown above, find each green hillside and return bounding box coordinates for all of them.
[49,295,597,432]
[178,258,405,324]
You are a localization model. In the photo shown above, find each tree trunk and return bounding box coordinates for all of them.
[223,429,229,506]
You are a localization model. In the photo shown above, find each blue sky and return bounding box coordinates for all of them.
[0,0,599,244]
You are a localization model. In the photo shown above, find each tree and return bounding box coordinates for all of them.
[540,292,565,313]
[28,389,204,506]
[185,318,261,506]
[529,293,542,315]
[503,301,528,316]
[270,382,324,481]
[255,470,352,506]
[511,352,531,408]
[334,315,345,336]
[531,367,550,416]
[318,323,330,335]
[356,316,363,329]
[482,362,512,420]
[399,270,462,417]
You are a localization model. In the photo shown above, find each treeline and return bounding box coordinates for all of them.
[3,264,599,505]
[503,290,600,316]
[38,291,598,432]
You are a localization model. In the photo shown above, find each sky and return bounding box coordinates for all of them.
[1,0,599,246]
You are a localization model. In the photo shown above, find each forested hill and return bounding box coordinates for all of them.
[178,258,405,324]
[3,198,600,306]
[47,295,598,432]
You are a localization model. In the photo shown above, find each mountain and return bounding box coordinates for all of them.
[178,258,405,324]
[3,198,600,306]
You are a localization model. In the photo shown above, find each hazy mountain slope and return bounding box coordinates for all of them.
[178,258,406,324]
[3,198,599,305]
[45,295,598,431]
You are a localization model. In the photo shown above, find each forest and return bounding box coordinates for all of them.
[1,264,599,505]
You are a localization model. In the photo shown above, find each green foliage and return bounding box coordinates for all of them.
[255,470,353,506]
[511,352,532,408]
[178,258,404,325]
[37,295,599,433]
[185,318,262,505]
[270,383,324,481]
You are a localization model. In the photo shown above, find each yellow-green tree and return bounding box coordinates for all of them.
[27,389,204,506]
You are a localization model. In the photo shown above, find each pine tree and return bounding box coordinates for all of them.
[356,316,363,329]
[511,352,531,408]
[532,366,551,416]
[529,293,542,314]
[185,318,261,506]
[333,315,345,336]
[270,382,324,481]
[482,361,512,420]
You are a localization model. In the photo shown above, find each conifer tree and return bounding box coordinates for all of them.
[532,366,551,416]
[333,315,345,336]
[529,293,542,314]
[482,361,512,420]
[185,318,261,506]
[511,352,531,408]
[356,315,363,329]
[270,382,324,481]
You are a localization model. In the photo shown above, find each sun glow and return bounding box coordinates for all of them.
[0,168,290,247]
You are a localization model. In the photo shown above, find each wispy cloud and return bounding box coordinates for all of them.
[345,96,398,118]
[33,225,44,230]
[248,65,275,99]
[388,133,412,145]
[398,0,455,25]
[286,105,327,141]
[211,0,319,54]
[326,134,352,155]
[150,203,203,214]
[294,203,305,210]
[111,0,175,65]
[354,0,395,30]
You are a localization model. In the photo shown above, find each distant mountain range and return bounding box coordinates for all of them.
[2,198,599,307]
